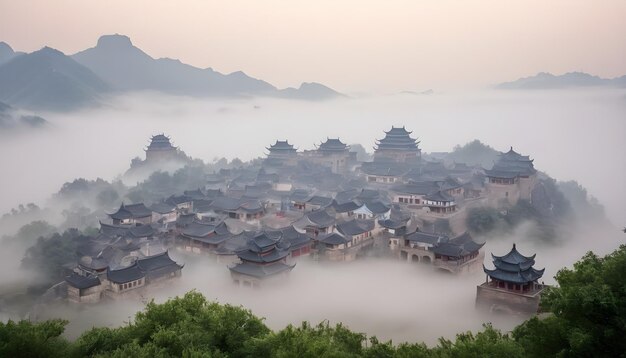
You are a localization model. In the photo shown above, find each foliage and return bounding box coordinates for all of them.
[447,140,500,168]
[466,207,501,234]
[1,220,56,248]
[557,180,606,222]
[21,228,86,283]
[0,319,70,358]
[513,245,626,357]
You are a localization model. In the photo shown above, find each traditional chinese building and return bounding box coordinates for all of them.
[485,147,538,206]
[264,140,298,168]
[107,203,152,225]
[228,232,295,287]
[373,126,421,163]
[145,134,179,162]
[476,244,546,314]
[302,138,357,174]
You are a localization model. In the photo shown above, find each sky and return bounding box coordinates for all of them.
[1,0,625,93]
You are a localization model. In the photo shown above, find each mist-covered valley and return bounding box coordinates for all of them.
[0,88,624,347]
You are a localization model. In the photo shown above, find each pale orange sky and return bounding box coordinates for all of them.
[1,0,625,93]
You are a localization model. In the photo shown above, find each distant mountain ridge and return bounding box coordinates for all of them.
[0,34,343,110]
[0,47,110,110]
[497,72,626,90]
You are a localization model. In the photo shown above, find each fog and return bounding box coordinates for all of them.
[33,221,623,345]
[0,89,624,226]
[0,89,625,343]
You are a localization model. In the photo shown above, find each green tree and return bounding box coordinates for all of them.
[513,245,626,356]
[0,319,70,358]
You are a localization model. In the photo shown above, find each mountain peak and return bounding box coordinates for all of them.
[0,42,14,53]
[96,34,133,49]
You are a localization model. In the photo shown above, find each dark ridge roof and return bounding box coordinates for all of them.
[432,232,484,257]
[317,138,349,153]
[424,190,455,202]
[107,263,145,283]
[378,218,409,229]
[267,140,297,153]
[108,203,152,220]
[486,147,537,178]
[280,226,311,249]
[334,189,359,203]
[406,231,447,245]
[318,232,349,245]
[307,195,333,207]
[128,224,154,238]
[290,189,311,202]
[182,221,216,238]
[136,251,183,276]
[65,273,101,289]
[491,243,536,264]
[333,200,361,213]
[363,201,391,214]
[150,202,176,214]
[239,199,264,213]
[439,177,462,190]
[210,197,242,211]
[307,210,336,227]
[228,261,294,279]
[483,266,545,284]
[360,162,410,176]
[184,189,206,199]
[166,194,193,206]
[249,232,279,252]
[176,213,196,226]
[375,126,420,151]
[392,181,440,195]
[147,134,176,150]
[336,220,375,236]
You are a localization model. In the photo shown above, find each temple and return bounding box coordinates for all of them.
[228,232,295,287]
[302,138,357,174]
[476,244,546,314]
[485,147,537,205]
[107,203,152,225]
[373,126,421,163]
[264,140,298,167]
[145,134,178,162]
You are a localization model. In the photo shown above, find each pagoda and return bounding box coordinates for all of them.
[485,147,537,205]
[145,134,178,162]
[373,126,421,163]
[264,140,298,168]
[228,232,295,287]
[476,243,546,314]
[303,138,357,174]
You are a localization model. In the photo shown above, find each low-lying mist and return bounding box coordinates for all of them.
[1,89,624,227]
[32,222,623,345]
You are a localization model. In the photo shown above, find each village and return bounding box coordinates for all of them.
[63,127,547,314]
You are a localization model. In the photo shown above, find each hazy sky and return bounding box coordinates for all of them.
[1,0,625,92]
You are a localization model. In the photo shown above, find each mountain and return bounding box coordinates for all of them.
[72,34,276,96]
[0,47,110,110]
[496,72,626,90]
[0,42,23,66]
[0,101,48,129]
[277,82,345,100]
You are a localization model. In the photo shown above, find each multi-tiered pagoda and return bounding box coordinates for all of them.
[373,126,421,163]
[485,147,537,205]
[264,140,298,167]
[145,134,178,162]
[228,232,295,287]
[476,243,546,314]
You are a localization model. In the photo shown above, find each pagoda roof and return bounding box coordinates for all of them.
[267,140,297,152]
[107,263,145,284]
[146,133,176,150]
[136,251,183,278]
[486,147,537,178]
[65,273,101,289]
[229,261,294,279]
[491,243,536,264]
[484,244,544,284]
[375,127,420,151]
[317,138,349,152]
